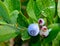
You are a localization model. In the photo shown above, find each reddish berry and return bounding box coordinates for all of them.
[38,18,45,26]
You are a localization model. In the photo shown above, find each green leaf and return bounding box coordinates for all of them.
[27,0,40,21]
[10,10,19,24]
[0,1,10,23]
[21,28,30,41]
[0,17,7,24]
[56,32,60,40]
[43,24,60,43]
[29,35,41,46]
[36,0,55,22]
[0,24,18,42]
[52,39,59,46]
[17,12,29,28]
[4,0,21,12]
[0,20,7,24]
[36,0,55,11]
[58,0,60,18]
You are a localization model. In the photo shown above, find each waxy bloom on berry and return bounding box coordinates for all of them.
[28,24,40,36]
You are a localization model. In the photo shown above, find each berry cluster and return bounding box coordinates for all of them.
[28,18,52,37]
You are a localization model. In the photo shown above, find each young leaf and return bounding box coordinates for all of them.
[36,0,55,22]
[0,1,10,23]
[43,24,60,43]
[27,0,40,21]
[4,0,21,12]
[0,24,18,42]
[21,28,30,41]
[10,10,19,24]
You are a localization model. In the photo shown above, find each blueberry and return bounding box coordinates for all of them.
[40,30,49,37]
[41,26,47,32]
[38,18,45,26]
[40,26,52,37]
[28,24,40,36]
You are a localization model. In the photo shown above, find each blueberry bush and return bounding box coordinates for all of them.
[0,0,60,46]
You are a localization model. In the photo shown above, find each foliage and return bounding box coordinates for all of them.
[0,0,60,46]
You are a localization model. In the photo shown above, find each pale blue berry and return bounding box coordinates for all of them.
[28,24,40,36]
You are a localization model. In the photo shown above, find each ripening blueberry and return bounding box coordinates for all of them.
[38,18,45,26]
[41,26,47,32]
[40,26,52,37]
[28,24,40,36]
[40,30,49,37]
